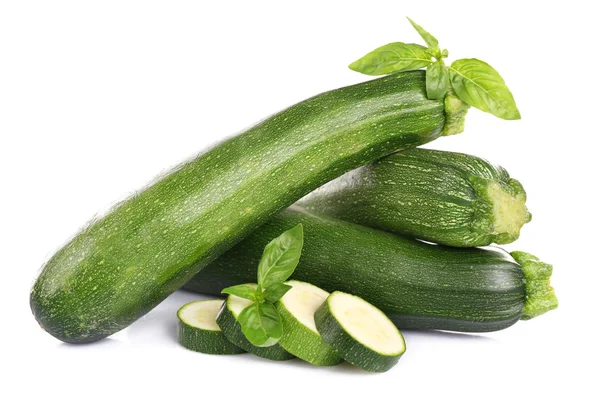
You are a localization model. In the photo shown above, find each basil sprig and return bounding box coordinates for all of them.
[221,224,303,347]
[349,18,520,120]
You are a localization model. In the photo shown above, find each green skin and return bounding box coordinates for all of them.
[299,148,531,247]
[216,298,294,361]
[178,321,245,355]
[276,284,343,366]
[314,295,405,373]
[185,206,557,332]
[30,71,466,344]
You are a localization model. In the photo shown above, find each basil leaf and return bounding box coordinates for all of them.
[349,42,432,76]
[238,302,283,347]
[448,58,521,120]
[407,18,440,55]
[221,284,257,301]
[257,224,304,288]
[256,302,283,341]
[426,60,449,100]
[263,283,292,303]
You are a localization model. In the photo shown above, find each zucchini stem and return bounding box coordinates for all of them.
[511,251,558,320]
[442,87,470,136]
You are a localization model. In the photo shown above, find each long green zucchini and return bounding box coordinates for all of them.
[299,148,531,247]
[31,71,468,344]
[185,206,557,332]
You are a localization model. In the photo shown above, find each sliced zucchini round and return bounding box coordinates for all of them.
[276,280,343,366]
[315,291,406,372]
[177,299,245,355]
[216,284,295,361]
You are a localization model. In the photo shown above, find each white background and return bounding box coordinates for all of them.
[1,1,598,398]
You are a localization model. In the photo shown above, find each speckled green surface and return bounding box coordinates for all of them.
[30,71,449,343]
[299,148,531,247]
[186,206,556,332]
[178,322,245,355]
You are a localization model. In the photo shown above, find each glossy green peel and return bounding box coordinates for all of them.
[31,71,464,344]
[186,207,557,332]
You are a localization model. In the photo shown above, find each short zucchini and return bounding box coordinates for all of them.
[315,291,406,372]
[31,70,469,343]
[185,206,558,332]
[216,285,294,361]
[276,281,343,366]
[300,148,531,247]
[177,299,245,355]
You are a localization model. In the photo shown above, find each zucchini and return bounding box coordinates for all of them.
[276,280,343,366]
[30,70,469,343]
[216,284,294,361]
[300,148,531,247]
[315,291,406,372]
[177,300,245,355]
[185,206,558,332]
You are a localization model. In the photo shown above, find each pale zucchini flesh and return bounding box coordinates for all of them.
[315,292,405,372]
[177,300,244,355]
[276,280,342,366]
[179,299,222,331]
[216,284,294,361]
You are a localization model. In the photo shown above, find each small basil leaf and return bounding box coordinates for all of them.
[237,303,269,346]
[426,60,449,100]
[407,18,440,56]
[238,302,283,347]
[221,284,257,301]
[349,42,433,76]
[263,283,292,303]
[256,302,283,341]
[449,58,521,120]
[257,224,304,288]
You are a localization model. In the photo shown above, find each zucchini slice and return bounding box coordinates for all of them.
[315,292,405,372]
[276,281,343,366]
[216,284,295,361]
[177,300,244,355]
